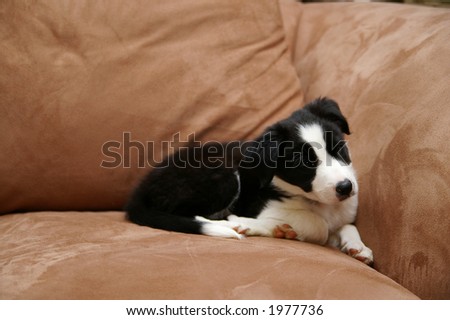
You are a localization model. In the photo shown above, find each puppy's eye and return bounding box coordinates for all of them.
[284,153,301,168]
[302,148,318,168]
[303,158,318,168]
[292,153,302,164]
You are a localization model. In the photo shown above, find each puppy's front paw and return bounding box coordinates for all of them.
[342,242,374,266]
[272,224,298,240]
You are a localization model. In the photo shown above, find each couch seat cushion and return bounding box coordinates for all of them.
[0,211,418,299]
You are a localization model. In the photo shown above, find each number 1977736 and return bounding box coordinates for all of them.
[268,305,323,316]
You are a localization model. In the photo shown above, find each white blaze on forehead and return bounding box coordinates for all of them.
[298,124,327,163]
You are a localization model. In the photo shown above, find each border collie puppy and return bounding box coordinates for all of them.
[126,98,373,265]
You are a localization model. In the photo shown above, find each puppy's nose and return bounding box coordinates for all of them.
[336,179,353,197]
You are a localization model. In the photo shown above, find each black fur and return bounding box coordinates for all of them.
[125,97,350,235]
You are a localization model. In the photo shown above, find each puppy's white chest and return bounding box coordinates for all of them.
[257,196,313,222]
[311,196,358,232]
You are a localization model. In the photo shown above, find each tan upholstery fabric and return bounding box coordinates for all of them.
[280,2,450,299]
[0,0,448,300]
[0,0,303,213]
[0,211,417,299]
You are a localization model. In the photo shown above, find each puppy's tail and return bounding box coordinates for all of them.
[125,202,242,239]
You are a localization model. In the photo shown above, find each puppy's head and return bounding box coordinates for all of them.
[241,97,358,205]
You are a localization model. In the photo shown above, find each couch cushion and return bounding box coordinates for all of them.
[0,211,418,299]
[0,0,303,213]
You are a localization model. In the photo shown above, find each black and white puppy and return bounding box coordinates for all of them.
[126,97,373,265]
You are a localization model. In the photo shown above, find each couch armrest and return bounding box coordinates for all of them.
[280,1,450,299]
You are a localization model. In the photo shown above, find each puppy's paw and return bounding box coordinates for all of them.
[232,226,250,235]
[272,224,298,240]
[342,242,374,265]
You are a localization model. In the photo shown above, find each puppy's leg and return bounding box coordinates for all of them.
[284,211,329,245]
[228,212,329,245]
[229,215,297,239]
[337,224,373,265]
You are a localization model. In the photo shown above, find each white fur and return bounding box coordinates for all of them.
[196,216,244,240]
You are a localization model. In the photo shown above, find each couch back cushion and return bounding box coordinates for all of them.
[0,0,303,213]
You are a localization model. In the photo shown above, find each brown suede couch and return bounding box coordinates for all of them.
[1,0,449,300]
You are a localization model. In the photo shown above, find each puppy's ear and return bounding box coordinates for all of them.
[304,97,351,134]
[240,129,280,189]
